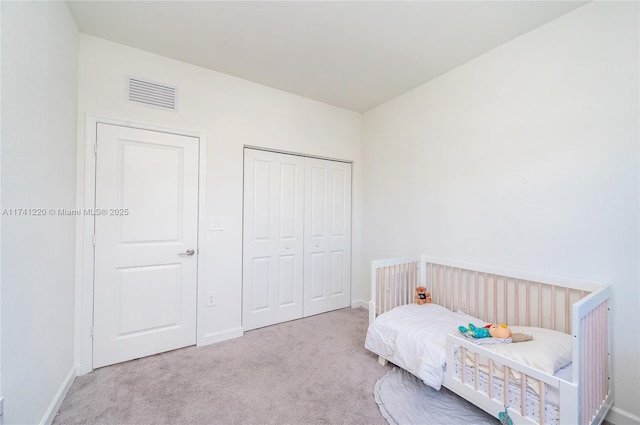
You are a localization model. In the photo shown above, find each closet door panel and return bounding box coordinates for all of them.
[250,257,271,311]
[310,252,326,299]
[279,163,298,238]
[243,149,304,330]
[251,160,271,240]
[309,167,326,237]
[278,254,296,305]
[331,251,346,295]
[303,158,352,317]
[331,170,347,237]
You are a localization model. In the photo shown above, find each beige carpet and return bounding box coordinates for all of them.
[54,307,391,425]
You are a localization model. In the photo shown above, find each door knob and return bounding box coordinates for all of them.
[179,249,195,256]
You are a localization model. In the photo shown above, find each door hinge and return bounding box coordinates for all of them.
[92,234,96,247]
[94,143,98,155]
[91,326,94,339]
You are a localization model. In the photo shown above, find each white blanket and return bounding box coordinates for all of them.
[365,303,485,390]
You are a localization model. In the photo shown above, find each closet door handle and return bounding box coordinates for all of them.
[179,249,195,256]
[315,243,320,248]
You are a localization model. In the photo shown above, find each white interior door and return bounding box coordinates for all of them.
[303,158,352,317]
[93,123,199,368]
[242,149,305,331]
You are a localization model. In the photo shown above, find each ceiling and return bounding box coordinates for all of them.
[66,1,587,112]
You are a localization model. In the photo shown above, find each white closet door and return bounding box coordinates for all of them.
[242,149,305,331]
[303,158,352,317]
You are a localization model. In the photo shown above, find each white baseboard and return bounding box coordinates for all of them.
[199,326,244,346]
[41,365,76,425]
[351,299,368,309]
[606,406,640,425]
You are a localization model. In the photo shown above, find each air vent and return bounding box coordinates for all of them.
[126,76,178,112]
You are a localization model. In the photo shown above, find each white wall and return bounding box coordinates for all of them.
[0,1,3,418]
[362,2,639,423]
[76,34,363,360]
[1,1,79,424]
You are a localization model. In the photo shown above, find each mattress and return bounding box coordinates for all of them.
[365,303,485,390]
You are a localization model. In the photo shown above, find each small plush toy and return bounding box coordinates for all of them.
[459,323,512,339]
[415,286,432,304]
[489,323,512,339]
[511,332,533,343]
[459,323,491,338]
[499,406,513,425]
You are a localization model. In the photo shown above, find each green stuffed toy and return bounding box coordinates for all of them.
[459,323,491,338]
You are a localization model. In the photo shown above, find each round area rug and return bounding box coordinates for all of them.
[373,367,499,425]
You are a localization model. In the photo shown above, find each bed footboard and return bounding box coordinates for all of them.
[573,286,613,425]
[444,286,612,425]
[444,333,574,425]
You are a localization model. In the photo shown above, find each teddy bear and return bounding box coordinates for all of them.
[415,286,432,304]
[458,323,512,339]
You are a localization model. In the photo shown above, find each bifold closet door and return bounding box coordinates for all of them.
[303,158,352,317]
[242,149,305,331]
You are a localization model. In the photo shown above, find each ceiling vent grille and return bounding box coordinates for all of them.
[126,76,178,112]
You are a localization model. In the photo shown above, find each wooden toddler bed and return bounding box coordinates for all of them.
[365,255,612,425]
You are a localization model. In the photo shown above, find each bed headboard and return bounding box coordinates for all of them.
[369,256,420,323]
[370,255,605,335]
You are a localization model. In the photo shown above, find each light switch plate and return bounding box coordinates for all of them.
[209,216,224,231]
[206,291,217,307]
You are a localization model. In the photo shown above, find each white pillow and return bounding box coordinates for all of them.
[482,326,573,375]
[457,325,573,395]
